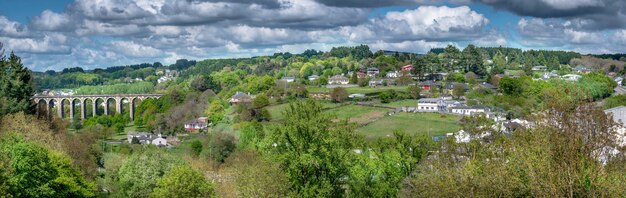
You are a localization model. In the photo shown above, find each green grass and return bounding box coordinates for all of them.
[307,86,409,94]
[357,112,461,139]
[325,104,388,120]
[267,101,344,121]
[382,99,420,108]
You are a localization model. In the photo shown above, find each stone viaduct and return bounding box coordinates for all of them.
[33,94,163,121]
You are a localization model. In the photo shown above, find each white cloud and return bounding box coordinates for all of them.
[30,10,73,31]
[110,41,161,57]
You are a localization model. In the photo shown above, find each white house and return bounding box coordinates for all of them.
[308,75,319,81]
[532,65,547,71]
[157,76,172,84]
[281,76,295,83]
[328,75,349,85]
[450,106,489,116]
[562,74,582,81]
[151,135,167,146]
[369,78,383,87]
[417,98,443,112]
[386,71,400,78]
[367,68,379,77]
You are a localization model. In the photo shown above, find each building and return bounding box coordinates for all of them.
[281,76,295,83]
[357,71,367,79]
[615,77,623,85]
[573,65,592,73]
[367,68,379,77]
[418,98,444,112]
[229,91,252,104]
[562,74,582,81]
[157,76,173,84]
[531,65,547,71]
[369,78,383,87]
[127,132,167,146]
[478,82,497,91]
[308,75,319,81]
[386,71,400,78]
[402,64,414,72]
[444,82,469,94]
[419,80,440,91]
[450,106,489,116]
[184,117,209,132]
[328,75,349,85]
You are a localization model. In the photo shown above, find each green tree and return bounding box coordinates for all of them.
[207,132,236,162]
[205,100,225,123]
[0,135,96,197]
[349,70,358,84]
[407,85,421,99]
[330,87,348,103]
[265,100,361,196]
[190,140,203,157]
[0,48,35,117]
[151,165,216,198]
[452,83,466,98]
[499,77,524,96]
[379,89,397,103]
[117,147,181,197]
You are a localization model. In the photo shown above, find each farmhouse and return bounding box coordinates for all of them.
[402,64,414,72]
[450,106,489,116]
[328,75,349,85]
[369,78,383,87]
[573,65,592,73]
[419,80,441,91]
[127,132,168,146]
[367,67,380,77]
[562,74,582,81]
[281,76,295,83]
[184,117,209,132]
[418,98,444,112]
[229,91,252,104]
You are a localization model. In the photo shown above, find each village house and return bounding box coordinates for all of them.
[367,67,379,77]
[386,71,400,78]
[531,65,547,71]
[281,76,295,83]
[562,74,582,81]
[157,76,172,84]
[328,75,349,85]
[357,71,367,79]
[450,106,489,116]
[127,132,168,146]
[369,78,383,87]
[418,98,445,112]
[308,75,319,81]
[229,91,252,104]
[419,80,441,91]
[573,65,592,73]
[402,64,414,72]
[184,117,209,132]
[444,82,469,95]
[478,82,497,92]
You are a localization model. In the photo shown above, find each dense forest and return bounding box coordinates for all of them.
[2,42,626,197]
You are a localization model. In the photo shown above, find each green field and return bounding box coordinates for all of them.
[383,99,419,108]
[324,104,388,120]
[267,101,344,121]
[307,86,409,94]
[357,112,461,139]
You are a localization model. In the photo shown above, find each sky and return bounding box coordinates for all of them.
[0,0,625,71]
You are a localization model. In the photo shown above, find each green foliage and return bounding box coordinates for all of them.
[75,81,154,94]
[0,51,35,117]
[265,100,361,196]
[117,147,182,197]
[207,132,236,162]
[205,100,225,123]
[238,121,265,149]
[407,85,421,99]
[151,165,216,198]
[330,87,348,103]
[0,135,96,197]
[499,77,524,96]
[379,89,398,103]
[190,140,203,157]
[603,95,626,109]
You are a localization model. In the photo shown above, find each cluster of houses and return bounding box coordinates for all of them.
[326,65,414,87]
[37,89,74,96]
[157,69,177,84]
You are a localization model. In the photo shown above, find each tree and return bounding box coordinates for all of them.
[330,87,348,103]
[131,136,140,144]
[117,147,181,197]
[205,100,225,123]
[190,140,203,157]
[407,85,421,99]
[461,44,486,76]
[0,47,35,117]
[151,165,216,198]
[265,100,361,196]
[379,89,397,103]
[499,77,524,96]
[0,135,96,197]
[207,132,236,163]
[452,83,466,98]
[464,72,478,85]
[349,70,358,84]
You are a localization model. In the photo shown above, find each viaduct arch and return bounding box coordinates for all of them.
[33,94,163,121]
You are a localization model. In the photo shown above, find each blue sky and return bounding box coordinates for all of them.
[0,0,624,71]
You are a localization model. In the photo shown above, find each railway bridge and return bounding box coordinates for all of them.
[32,94,163,120]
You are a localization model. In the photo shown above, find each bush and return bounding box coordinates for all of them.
[207,132,236,162]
